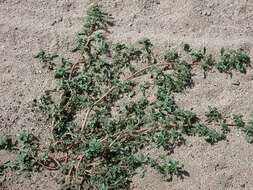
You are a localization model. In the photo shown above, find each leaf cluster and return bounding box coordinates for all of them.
[216,48,251,73]
[233,115,253,143]
[0,133,13,151]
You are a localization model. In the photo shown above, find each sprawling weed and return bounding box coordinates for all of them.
[2,4,252,189]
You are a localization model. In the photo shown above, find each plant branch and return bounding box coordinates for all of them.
[80,62,175,131]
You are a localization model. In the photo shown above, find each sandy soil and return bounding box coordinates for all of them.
[1,0,253,189]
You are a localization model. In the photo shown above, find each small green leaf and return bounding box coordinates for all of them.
[183,44,191,52]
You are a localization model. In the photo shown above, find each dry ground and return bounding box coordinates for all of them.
[0,0,253,189]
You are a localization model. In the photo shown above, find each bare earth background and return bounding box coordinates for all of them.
[1,0,253,189]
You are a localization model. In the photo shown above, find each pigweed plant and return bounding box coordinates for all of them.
[1,5,253,189]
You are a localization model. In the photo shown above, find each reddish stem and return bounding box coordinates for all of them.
[37,161,58,170]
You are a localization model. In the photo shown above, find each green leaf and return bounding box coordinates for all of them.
[183,44,191,52]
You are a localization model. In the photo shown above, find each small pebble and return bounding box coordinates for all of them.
[66,3,72,10]
[208,3,215,8]
[51,21,57,26]
[204,10,211,16]
[232,80,240,86]
[240,183,246,188]
[113,2,118,8]
[51,17,63,26]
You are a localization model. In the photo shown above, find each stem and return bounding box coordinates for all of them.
[69,54,82,80]
[81,86,115,131]
[37,161,58,170]
[68,166,74,185]
[69,39,91,80]
[124,62,174,81]
[75,155,84,178]
[81,106,94,131]
[48,155,62,167]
